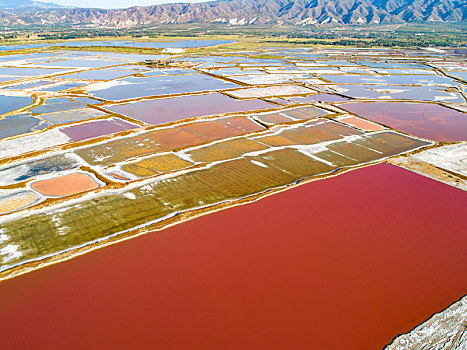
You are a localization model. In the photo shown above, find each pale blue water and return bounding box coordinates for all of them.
[88,74,239,101]
[1,40,235,52]
[30,98,84,114]
[336,84,465,103]
[54,40,236,49]
[5,80,53,90]
[0,67,67,76]
[0,95,34,115]
[0,115,40,139]
[319,74,458,86]
[0,44,48,51]
[38,82,87,92]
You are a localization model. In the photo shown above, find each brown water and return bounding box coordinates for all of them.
[0,164,466,349]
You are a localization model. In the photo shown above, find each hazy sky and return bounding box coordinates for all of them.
[47,0,210,9]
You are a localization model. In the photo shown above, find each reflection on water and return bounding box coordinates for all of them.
[0,40,236,51]
[0,67,67,76]
[354,61,429,69]
[338,102,467,142]
[61,118,138,141]
[0,116,40,139]
[288,93,349,103]
[0,76,21,83]
[38,82,87,92]
[0,95,34,115]
[320,74,457,86]
[60,69,136,80]
[4,80,53,90]
[88,74,239,100]
[0,44,48,51]
[56,40,236,49]
[30,98,84,114]
[108,93,274,125]
[36,59,126,69]
[336,84,465,103]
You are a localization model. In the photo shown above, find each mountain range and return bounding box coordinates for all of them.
[0,0,465,27]
[0,0,65,9]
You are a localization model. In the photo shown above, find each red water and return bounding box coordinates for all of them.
[1,163,466,350]
[61,118,137,141]
[337,102,467,142]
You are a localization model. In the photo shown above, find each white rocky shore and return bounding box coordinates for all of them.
[385,295,467,350]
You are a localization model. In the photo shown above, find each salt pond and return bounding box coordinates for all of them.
[108,93,274,125]
[0,95,33,115]
[0,164,465,349]
[337,102,467,142]
[55,40,236,48]
[88,74,239,100]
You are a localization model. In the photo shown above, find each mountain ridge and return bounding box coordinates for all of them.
[0,0,67,9]
[0,0,464,27]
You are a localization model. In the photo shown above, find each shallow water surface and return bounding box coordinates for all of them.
[39,82,87,92]
[0,95,33,115]
[61,118,138,141]
[60,69,136,80]
[4,80,53,90]
[288,93,349,103]
[320,74,457,86]
[0,115,40,139]
[37,59,125,69]
[55,40,236,49]
[0,44,48,51]
[108,93,274,125]
[0,67,67,76]
[337,102,467,142]
[0,76,21,83]
[89,74,239,100]
[336,84,465,103]
[30,98,84,114]
[0,164,465,349]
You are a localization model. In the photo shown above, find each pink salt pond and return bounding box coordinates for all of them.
[337,102,467,142]
[31,172,100,197]
[60,118,138,142]
[336,115,385,131]
[1,164,466,350]
[107,93,274,126]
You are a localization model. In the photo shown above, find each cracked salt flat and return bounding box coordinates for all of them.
[413,143,467,176]
[0,129,70,160]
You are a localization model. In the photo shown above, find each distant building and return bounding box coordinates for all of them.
[162,48,185,54]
